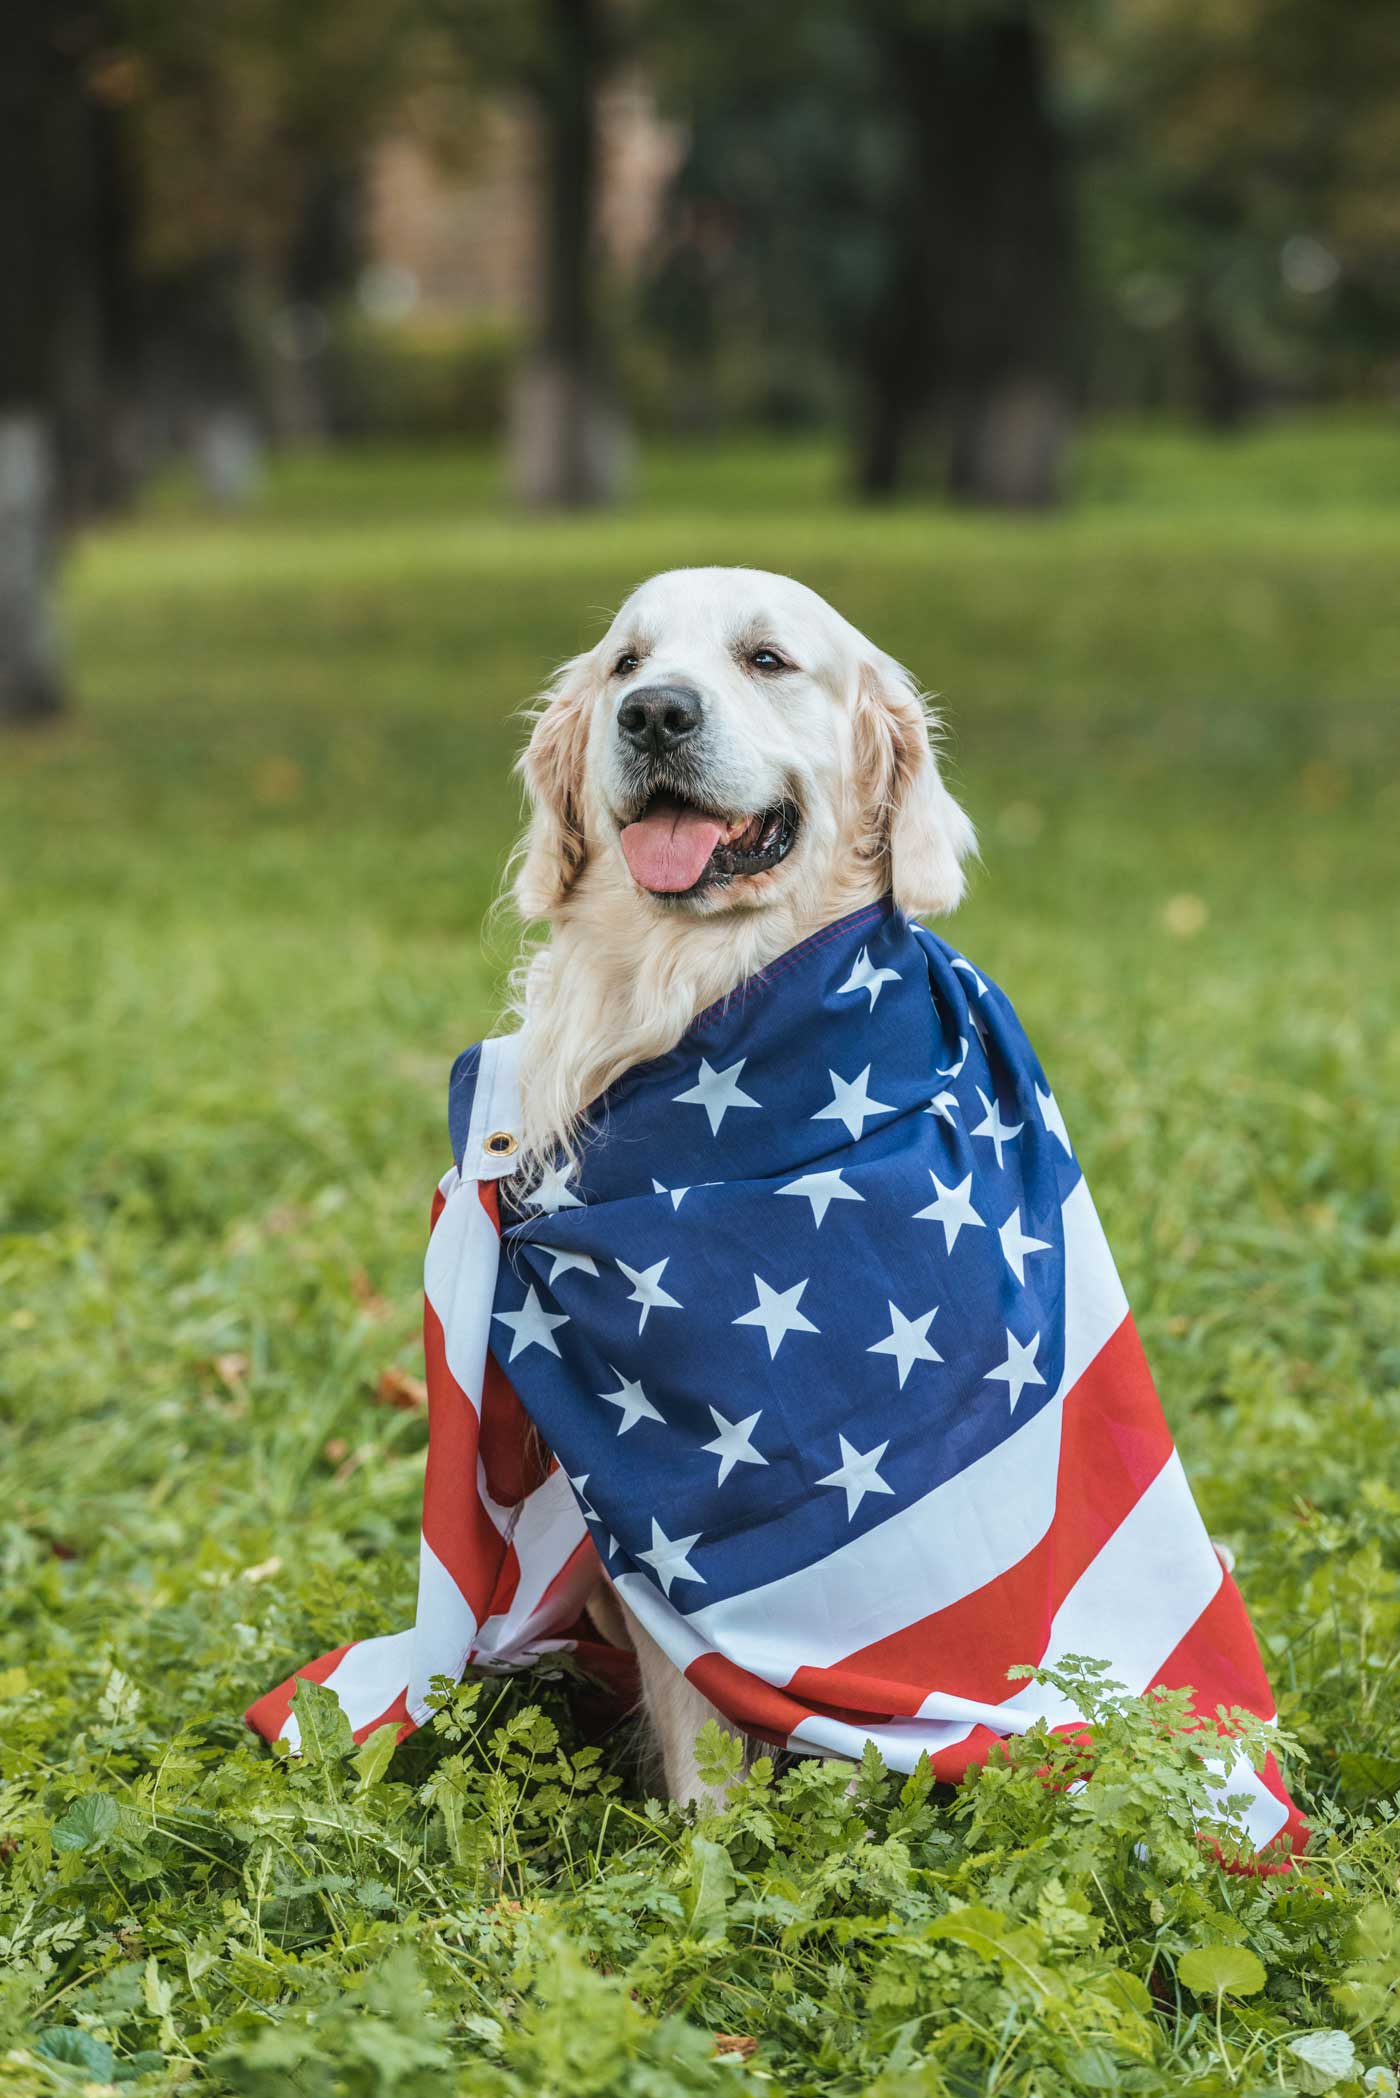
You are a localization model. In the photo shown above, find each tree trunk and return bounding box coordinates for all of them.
[87,84,147,511]
[853,207,935,501]
[939,16,1077,508]
[1191,303,1256,431]
[263,164,363,448]
[0,4,68,717]
[855,7,1077,507]
[0,416,63,722]
[509,0,629,509]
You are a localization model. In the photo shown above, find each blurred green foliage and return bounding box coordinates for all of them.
[95,0,1400,469]
[1,421,1398,2091]
[323,314,523,442]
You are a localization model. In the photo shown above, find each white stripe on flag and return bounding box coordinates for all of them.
[473,1469,589,1658]
[613,1567,722,1672]
[1203,1743,1290,1851]
[280,1627,417,1750]
[425,1173,499,1409]
[787,1707,983,1767]
[786,1453,1232,1778]
[475,1456,518,1541]
[680,1175,1127,1682]
[406,1534,480,1715]
[1008,1449,1222,1725]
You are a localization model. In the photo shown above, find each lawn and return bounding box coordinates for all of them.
[2,418,1398,2095]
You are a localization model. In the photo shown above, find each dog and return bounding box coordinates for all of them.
[507,566,976,1803]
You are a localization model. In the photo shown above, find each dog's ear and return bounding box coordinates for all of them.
[513,651,595,918]
[854,653,975,917]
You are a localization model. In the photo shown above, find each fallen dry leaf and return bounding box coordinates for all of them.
[213,1352,249,1393]
[1161,892,1208,939]
[714,2035,757,2059]
[375,1366,428,1411]
[351,1269,392,1320]
[252,754,305,807]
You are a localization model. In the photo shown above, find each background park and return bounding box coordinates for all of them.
[2,3,1399,2093]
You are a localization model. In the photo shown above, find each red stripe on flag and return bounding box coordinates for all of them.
[421,1294,511,1624]
[350,1686,414,1747]
[1249,1752,1308,1863]
[483,1535,523,1624]
[570,1635,641,1703]
[1152,1578,1308,1862]
[527,1533,609,1639]
[687,1650,821,1748]
[1153,1573,1279,1722]
[784,1315,1170,1716]
[244,1641,355,1744]
[480,1347,552,1509]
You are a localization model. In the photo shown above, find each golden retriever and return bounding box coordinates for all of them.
[507,565,975,1803]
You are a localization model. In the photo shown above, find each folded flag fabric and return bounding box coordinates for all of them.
[246,897,1304,1862]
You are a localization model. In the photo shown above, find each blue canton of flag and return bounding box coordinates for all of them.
[476,898,1078,1607]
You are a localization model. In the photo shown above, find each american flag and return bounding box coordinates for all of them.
[247,899,1303,1862]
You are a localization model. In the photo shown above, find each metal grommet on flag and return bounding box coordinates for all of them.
[484,1130,517,1158]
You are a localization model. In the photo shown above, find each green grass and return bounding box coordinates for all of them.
[2,417,1399,2096]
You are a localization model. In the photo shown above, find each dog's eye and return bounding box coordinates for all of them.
[613,650,641,677]
[748,648,787,673]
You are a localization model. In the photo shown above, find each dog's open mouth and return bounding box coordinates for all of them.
[619,792,798,897]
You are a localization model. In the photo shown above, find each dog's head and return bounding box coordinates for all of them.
[513,566,974,926]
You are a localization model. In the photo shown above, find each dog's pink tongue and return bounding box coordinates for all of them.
[620,804,725,892]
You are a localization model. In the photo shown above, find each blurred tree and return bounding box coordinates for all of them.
[121,0,429,462]
[1,0,434,720]
[0,3,63,720]
[858,1,1076,503]
[1074,0,1400,423]
[645,0,1078,504]
[0,2,139,719]
[434,0,635,507]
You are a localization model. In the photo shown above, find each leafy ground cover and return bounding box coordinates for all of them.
[2,418,1398,2094]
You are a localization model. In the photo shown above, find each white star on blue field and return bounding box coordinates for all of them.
[474,906,1082,1610]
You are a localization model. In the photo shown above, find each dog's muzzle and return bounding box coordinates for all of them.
[616,683,703,761]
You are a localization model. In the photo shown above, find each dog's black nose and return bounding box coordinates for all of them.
[617,682,703,756]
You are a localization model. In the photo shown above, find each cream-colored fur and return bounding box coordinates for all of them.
[504,566,975,1805]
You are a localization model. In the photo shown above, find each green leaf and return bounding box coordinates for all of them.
[37,2028,117,2076]
[143,1953,174,2022]
[927,1904,1009,1961]
[898,1750,935,1812]
[1336,1751,1400,1802]
[1094,1969,1156,2018]
[114,2053,166,2084]
[1348,1902,1398,1962]
[1285,2031,1357,2094]
[1067,2044,1121,2090]
[682,1834,735,1938]
[693,1718,745,1788]
[290,1675,354,1765]
[1178,1945,1267,1998]
[462,2013,505,2054]
[353,1720,402,1790]
[52,1792,120,1853]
